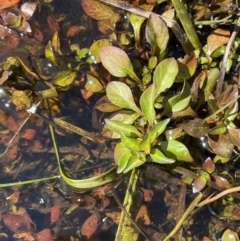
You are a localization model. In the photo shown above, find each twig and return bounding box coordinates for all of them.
[198,185,240,208]
[215,16,240,100]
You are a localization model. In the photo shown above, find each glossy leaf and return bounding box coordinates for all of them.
[121,132,141,152]
[202,157,215,173]
[183,119,209,138]
[163,81,191,114]
[100,46,141,84]
[226,127,240,146]
[45,41,60,66]
[192,176,207,193]
[153,58,178,97]
[208,123,227,135]
[85,74,104,92]
[149,118,170,142]
[105,119,143,138]
[106,81,142,114]
[146,13,169,55]
[36,82,58,98]
[89,39,111,63]
[53,70,76,87]
[94,95,122,112]
[150,148,175,164]
[160,140,193,162]
[114,143,132,173]
[139,84,156,126]
[221,229,239,241]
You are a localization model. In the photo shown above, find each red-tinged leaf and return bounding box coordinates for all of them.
[202,157,215,174]
[0,0,19,10]
[37,229,54,241]
[99,197,110,211]
[7,116,19,132]
[135,205,151,225]
[2,211,35,233]
[49,204,61,225]
[140,188,153,202]
[8,191,20,204]
[192,176,207,193]
[6,31,20,49]
[47,15,60,33]
[33,28,43,42]
[5,144,18,162]
[21,129,36,140]
[20,2,37,20]
[67,26,81,37]
[81,212,99,239]
[214,175,232,189]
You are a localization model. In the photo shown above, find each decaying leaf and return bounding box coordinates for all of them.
[81,212,99,239]
[0,0,19,10]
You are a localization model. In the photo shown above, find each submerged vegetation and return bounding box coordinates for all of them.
[1,0,240,240]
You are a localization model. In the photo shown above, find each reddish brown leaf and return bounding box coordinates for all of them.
[135,205,151,225]
[192,176,207,193]
[47,15,60,33]
[49,204,61,225]
[8,191,20,204]
[7,116,19,132]
[20,2,37,20]
[67,26,81,37]
[214,175,232,189]
[140,188,153,202]
[37,229,54,241]
[5,144,18,162]
[202,157,215,174]
[81,212,99,239]
[21,129,36,140]
[0,0,19,10]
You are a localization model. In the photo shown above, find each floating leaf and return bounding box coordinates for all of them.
[146,13,169,55]
[153,58,178,97]
[163,81,191,114]
[149,118,170,142]
[114,143,132,173]
[81,0,115,20]
[89,39,111,63]
[53,70,76,87]
[106,81,142,114]
[183,119,209,138]
[160,140,193,162]
[139,84,156,126]
[150,148,175,164]
[207,28,230,55]
[105,119,143,138]
[100,46,141,84]
[85,74,104,92]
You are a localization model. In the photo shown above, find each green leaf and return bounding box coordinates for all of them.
[53,70,76,87]
[36,82,58,98]
[123,155,145,173]
[85,74,104,92]
[105,119,143,138]
[45,41,60,66]
[121,132,141,151]
[221,229,239,241]
[160,140,193,162]
[149,118,170,142]
[208,123,227,135]
[114,143,132,173]
[153,58,178,97]
[139,132,151,154]
[139,84,156,126]
[100,46,142,84]
[106,81,142,114]
[150,148,175,164]
[163,81,191,114]
[89,39,111,63]
[146,13,169,55]
[192,176,207,193]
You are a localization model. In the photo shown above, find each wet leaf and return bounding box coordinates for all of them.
[192,176,207,193]
[7,116,19,132]
[150,148,175,164]
[165,125,183,140]
[20,2,37,20]
[106,81,142,114]
[163,81,191,114]
[146,13,169,55]
[140,188,153,202]
[135,205,151,225]
[13,232,35,241]
[207,28,230,55]
[81,0,115,20]
[222,229,239,241]
[11,90,31,110]
[49,204,60,225]
[100,46,141,84]
[153,58,178,97]
[36,82,58,98]
[21,129,36,140]
[207,134,234,158]
[53,70,76,87]
[37,229,54,241]
[94,95,122,112]
[121,132,141,151]
[0,0,19,9]
[149,118,170,142]
[85,74,104,92]
[114,142,132,173]
[183,119,209,138]
[45,41,61,66]
[208,123,227,135]
[226,127,240,146]
[47,15,60,32]
[105,119,143,138]
[140,84,156,126]
[81,212,99,239]
[214,175,232,189]
[202,157,215,173]
[160,140,193,162]
[89,39,111,63]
